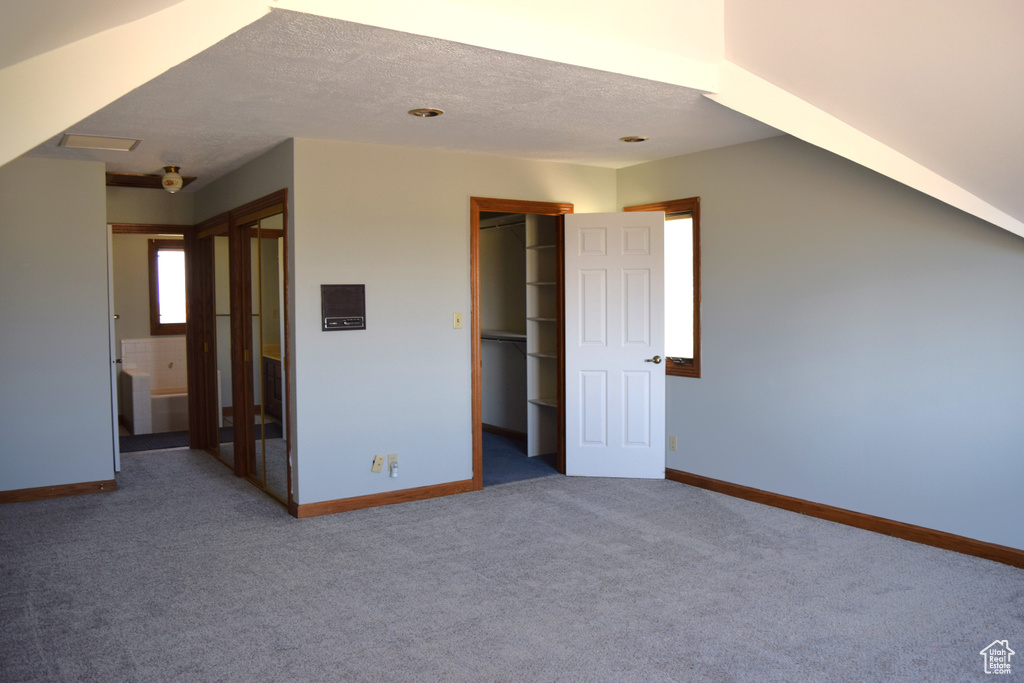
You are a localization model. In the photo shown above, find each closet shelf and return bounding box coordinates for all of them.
[524,215,559,457]
[480,220,526,231]
[529,397,558,408]
[481,330,526,343]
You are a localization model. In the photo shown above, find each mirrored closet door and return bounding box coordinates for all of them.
[244,212,288,503]
[189,190,291,508]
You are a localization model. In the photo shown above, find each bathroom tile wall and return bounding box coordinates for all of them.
[121,337,187,391]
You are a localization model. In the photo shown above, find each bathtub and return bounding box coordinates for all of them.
[120,369,189,434]
[120,368,220,435]
[150,388,189,433]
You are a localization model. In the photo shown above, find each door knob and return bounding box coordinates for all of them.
[645,355,662,364]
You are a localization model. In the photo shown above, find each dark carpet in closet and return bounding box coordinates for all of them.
[482,431,558,486]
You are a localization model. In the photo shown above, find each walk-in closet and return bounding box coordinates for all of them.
[479,212,560,484]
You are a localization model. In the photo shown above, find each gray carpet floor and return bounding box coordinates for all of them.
[1,449,1021,682]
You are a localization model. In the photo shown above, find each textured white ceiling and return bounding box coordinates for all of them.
[725,0,1024,221]
[26,9,780,191]
[0,0,185,70]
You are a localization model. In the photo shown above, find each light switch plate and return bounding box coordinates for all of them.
[453,312,463,329]
[669,435,677,451]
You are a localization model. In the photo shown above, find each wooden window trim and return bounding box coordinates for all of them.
[149,239,187,336]
[624,197,701,378]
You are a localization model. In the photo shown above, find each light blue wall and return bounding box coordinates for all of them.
[106,186,195,225]
[0,157,114,491]
[194,139,294,223]
[617,136,1024,550]
[292,139,616,504]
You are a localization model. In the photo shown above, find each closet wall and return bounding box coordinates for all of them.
[479,215,527,434]
[480,213,559,457]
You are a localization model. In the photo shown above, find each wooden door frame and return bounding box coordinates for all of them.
[186,215,224,460]
[470,197,572,489]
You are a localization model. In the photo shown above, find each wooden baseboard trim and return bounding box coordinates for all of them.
[0,479,118,504]
[482,423,528,441]
[666,468,1024,569]
[292,478,476,519]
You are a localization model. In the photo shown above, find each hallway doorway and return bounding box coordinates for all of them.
[109,222,192,455]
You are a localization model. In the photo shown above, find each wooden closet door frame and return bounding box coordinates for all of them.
[186,190,292,508]
[231,191,290,500]
[470,197,572,489]
[186,216,225,457]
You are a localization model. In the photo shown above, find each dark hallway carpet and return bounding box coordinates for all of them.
[481,431,558,486]
[119,423,283,453]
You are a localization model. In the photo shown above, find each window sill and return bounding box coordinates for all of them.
[666,359,700,378]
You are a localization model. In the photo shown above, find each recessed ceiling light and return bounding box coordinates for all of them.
[619,136,649,143]
[59,133,142,152]
[408,108,444,118]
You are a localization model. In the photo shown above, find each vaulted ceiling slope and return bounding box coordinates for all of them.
[2,0,1022,237]
[0,0,186,70]
[720,0,1024,235]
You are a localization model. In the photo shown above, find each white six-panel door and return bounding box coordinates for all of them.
[564,212,666,478]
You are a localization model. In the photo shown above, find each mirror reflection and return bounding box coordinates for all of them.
[197,200,291,507]
[214,234,233,467]
[247,214,288,502]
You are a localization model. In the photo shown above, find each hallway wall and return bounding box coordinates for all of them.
[0,157,114,491]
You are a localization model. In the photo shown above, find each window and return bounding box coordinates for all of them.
[148,239,187,335]
[625,197,701,378]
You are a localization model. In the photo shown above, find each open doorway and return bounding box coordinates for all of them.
[470,198,572,487]
[109,223,193,454]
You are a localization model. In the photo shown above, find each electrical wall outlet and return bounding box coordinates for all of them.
[387,453,398,468]
[371,455,384,473]
[669,435,677,451]
[453,312,463,329]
